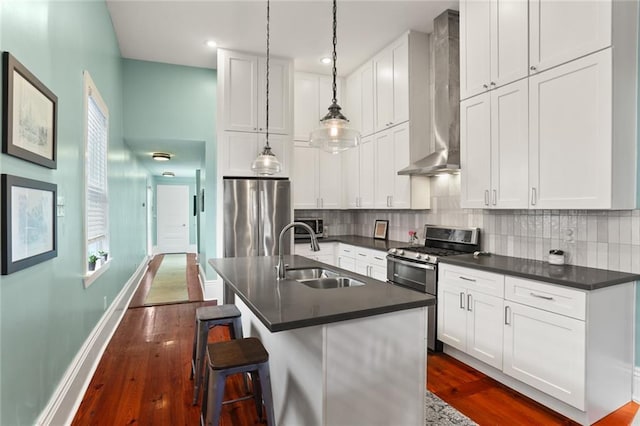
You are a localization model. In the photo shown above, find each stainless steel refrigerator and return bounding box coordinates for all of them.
[223,177,291,257]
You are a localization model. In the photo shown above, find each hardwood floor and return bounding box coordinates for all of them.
[72,257,638,425]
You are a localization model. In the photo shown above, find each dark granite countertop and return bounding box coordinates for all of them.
[440,254,640,290]
[296,235,406,252]
[209,255,435,332]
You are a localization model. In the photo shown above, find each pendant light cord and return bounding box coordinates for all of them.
[331,0,337,105]
[265,0,270,148]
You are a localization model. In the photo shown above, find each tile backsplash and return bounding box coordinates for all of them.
[296,174,640,274]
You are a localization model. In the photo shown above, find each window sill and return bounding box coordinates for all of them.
[83,258,112,288]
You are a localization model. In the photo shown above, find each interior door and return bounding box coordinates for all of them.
[156,184,190,253]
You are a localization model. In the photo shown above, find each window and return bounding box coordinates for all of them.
[83,71,110,285]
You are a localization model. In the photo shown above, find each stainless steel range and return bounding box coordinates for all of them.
[387,225,480,351]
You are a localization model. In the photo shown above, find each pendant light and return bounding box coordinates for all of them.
[251,0,282,175]
[309,0,360,154]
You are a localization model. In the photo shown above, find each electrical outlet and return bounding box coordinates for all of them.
[103,296,107,311]
[564,227,576,243]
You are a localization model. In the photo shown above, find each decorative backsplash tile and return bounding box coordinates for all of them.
[296,174,640,273]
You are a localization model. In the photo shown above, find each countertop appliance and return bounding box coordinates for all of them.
[293,218,324,240]
[387,225,480,351]
[223,178,291,301]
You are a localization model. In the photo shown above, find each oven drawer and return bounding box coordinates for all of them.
[505,276,586,320]
[439,264,504,298]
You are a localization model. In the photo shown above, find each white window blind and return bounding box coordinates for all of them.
[86,95,108,241]
[84,71,109,279]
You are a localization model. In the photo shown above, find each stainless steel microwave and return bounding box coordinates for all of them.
[293,218,324,240]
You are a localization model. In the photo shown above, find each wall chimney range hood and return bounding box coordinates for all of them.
[398,9,459,176]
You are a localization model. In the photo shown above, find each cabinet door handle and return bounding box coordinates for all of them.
[368,265,372,276]
[505,305,511,325]
[492,189,497,206]
[490,82,496,86]
[459,292,465,309]
[531,187,537,206]
[483,83,489,89]
[467,294,473,312]
[484,190,489,206]
[358,253,367,257]
[530,65,537,71]
[389,196,393,207]
[459,276,476,282]
[530,292,554,301]
[374,256,384,261]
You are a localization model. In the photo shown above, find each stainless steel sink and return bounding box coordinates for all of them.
[285,267,336,280]
[299,277,366,289]
[285,268,366,289]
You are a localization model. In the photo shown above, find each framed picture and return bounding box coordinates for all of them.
[373,220,389,240]
[2,52,58,169]
[200,188,205,212]
[1,174,57,275]
[193,195,197,216]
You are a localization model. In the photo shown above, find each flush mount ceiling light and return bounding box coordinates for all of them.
[205,40,217,48]
[309,0,361,154]
[251,0,282,176]
[152,152,171,161]
[161,171,175,177]
[320,57,331,65]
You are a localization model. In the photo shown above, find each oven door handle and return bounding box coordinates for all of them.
[387,256,436,270]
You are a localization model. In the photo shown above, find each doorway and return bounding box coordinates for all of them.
[156,184,190,253]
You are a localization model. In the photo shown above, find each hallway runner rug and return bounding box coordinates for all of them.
[425,390,477,425]
[144,254,189,305]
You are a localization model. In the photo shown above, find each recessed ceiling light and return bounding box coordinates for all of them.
[152,152,171,161]
[205,40,217,48]
[162,171,175,177]
[321,57,332,65]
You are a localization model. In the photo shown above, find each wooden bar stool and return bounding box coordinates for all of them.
[191,304,243,405]
[200,337,275,426]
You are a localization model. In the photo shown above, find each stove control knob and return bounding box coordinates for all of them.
[390,248,397,254]
[415,253,422,259]
[398,250,405,255]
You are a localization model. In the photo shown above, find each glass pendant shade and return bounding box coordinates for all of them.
[309,103,360,154]
[251,144,281,175]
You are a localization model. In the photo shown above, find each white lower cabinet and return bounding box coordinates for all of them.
[438,263,634,424]
[337,244,387,281]
[438,265,504,370]
[503,300,585,410]
[295,242,337,266]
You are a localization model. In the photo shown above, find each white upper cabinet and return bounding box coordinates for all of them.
[461,79,529,209]
[374,122,411,209]
[292,143,342,209]
[528,50,614,209]
[374,36,410,132]
[221,132,290,178]
[460,0,528,99]
[293,72,342,141]
[529,0,611,74]
[345,62,375,138]
[221,49,291,134]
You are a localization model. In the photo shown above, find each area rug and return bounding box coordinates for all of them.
[143,254,189,305]
[426,391,477,425]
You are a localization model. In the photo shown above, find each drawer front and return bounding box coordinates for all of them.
[354,247,387,267]
[338,243,356,259]
[504,276,586,320]
[439,264,504,298]
[296,242,336,257]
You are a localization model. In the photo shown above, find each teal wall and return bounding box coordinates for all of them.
[0,1,149,424]
[151,176,197,246]
[122,59,217,274]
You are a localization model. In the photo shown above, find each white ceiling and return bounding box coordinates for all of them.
[106,0,458,177]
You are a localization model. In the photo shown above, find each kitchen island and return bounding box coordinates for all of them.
[209,255,435,426]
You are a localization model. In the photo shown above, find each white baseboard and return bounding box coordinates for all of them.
[198,263,222,301]
[634,366,640,403]
[35,255,151,426]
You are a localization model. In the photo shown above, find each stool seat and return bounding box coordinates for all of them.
[201,337,275,426]
[196,304,241,322]
[191,304,244,406]
[208,337,269,370]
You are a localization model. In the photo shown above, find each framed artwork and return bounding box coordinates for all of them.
[201,188,205,212]
[373,219,389,240]
[2,52,58,169]
[193,195,197,216]
[1,174,58,275]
